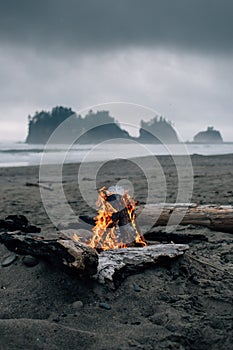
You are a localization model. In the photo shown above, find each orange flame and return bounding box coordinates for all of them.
[73,187,146,251]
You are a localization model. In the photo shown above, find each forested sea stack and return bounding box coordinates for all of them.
[193,126,223,143]
[25,106,179,144]
[26,107,130,144]
[26,107,75,144]
[139,116,179,143]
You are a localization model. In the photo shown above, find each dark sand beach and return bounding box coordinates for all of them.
[0,154,233,349]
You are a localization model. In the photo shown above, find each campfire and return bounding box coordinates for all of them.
[74,186,146,251]
[3,187,232,286]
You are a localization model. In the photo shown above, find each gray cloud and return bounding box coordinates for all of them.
[0,46,232,141]
[0,0,233,142]
[0,0,233,53]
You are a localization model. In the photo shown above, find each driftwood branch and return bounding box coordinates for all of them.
[144,230,208,244]
[96,244,189,286]
[0,230,189,285]
[137,204,233,233]
[0,215,190,286]
[0,230,98,276]
[25,182,53,191]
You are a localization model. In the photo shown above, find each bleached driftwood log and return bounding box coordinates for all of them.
[0,230,98,276]
[0,229,189,286]
[137,204,233,233]
[96,243,189,286]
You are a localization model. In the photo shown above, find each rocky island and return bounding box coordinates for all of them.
[193,126,223,143]
[25,106,179,144]
[139,116,179,144]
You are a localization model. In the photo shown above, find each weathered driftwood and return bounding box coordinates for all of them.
[25,182,53,191]
[137,204,233,233]
[96,243,189,286]
[0,229,189,285]
[0,215,41,233]
[0,230,98,276]
[145,229,208,244]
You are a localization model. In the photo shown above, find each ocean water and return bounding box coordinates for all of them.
[0,142,233,168]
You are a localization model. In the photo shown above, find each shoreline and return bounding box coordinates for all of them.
[0,151,233,169]
[1,142,233,169]
[1,153,232,229]
[0,153,233,349]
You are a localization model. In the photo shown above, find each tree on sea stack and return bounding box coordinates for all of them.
[26,106,75,144]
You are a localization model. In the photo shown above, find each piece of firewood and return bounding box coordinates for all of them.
[25,182,53,191]
[0,230,98,276]
[137,204,233,233]
[144,229,208,244]
[96,243,189,286]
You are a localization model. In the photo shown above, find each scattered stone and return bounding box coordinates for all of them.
[99,302,111,310]
[0,215,41,233]
[131,321,141,325]
[22,255,39,267]
[133,283,141,292]
[1,253,17,267]
[149,312,167,326]
[166,322,179,332]
[72,300,84,310]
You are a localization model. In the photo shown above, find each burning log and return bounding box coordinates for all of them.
[0,230,98,276]
[75,186,146,250]
[137,204,233,234]
[96,244,189,286]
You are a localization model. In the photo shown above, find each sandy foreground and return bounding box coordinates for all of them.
[0,154,232,350]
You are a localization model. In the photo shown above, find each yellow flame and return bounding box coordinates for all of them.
[73,187,146,250]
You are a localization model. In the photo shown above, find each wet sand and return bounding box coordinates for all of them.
[0,154,233,349]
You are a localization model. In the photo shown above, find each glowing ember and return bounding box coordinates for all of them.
[73,186,146,251]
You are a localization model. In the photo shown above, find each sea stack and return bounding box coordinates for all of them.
[139,116,179,144]
[193,126,223,143]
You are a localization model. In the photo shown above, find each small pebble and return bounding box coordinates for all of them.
[133,284,141,292]
[1,254,17,267]
[72,300,84,310]
[22,255,39,267]
[149,313,167,326]
[99,302,111,310]
[131,321,141,325]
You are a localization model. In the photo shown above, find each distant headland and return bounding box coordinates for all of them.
[25,106,180,144]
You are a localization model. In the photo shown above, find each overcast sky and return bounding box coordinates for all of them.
[0,0,233,141]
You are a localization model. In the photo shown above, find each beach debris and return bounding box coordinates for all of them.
[0,215,41,233]
[1,253,17,267]
[99,302,111,310]
[96,244,189,286]
[0,223,189,286]
[144,228,208,244]
[0,230,98,277]
[72,300,84,310]
[1,190,198,286]
[133,283,141,292]
[25,182,53,191]
[22,255,39,267]
[138,204,233,234]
